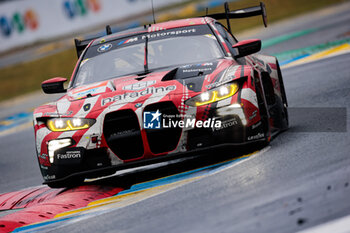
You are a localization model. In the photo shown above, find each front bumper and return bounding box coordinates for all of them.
[43,140,265,185]
[37,98,265,183]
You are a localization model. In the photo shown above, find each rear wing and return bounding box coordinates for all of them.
[74,38,94,58]
[205,2,267,33]
[74,25,112,58]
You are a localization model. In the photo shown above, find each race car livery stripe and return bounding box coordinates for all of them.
[216,96,233,108]
[73,96,100,118]
[36,127,51,155]
[74,99,125,148]
[238,71,253,106]
[56,99,72,117]
[217,65,239,84]
[240,65,245,77]
[210,23,231,56]
[241,88,258,108]
[204,60,232,90]
[71,81,108,94]
[268,63,277,70]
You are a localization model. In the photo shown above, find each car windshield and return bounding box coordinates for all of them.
[73,35,224,86]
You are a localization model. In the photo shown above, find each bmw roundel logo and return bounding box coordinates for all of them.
[135,103,142,108]
[97,43,112,52]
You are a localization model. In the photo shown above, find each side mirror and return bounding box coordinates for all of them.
[232,39,261,58]
[41,77,67,94]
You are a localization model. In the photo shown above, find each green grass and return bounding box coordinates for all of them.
[0,49,77,102]
[0,0,348,102]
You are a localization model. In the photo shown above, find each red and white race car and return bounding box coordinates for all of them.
[33,2,288,187]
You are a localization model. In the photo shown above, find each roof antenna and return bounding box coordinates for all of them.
[151,0,156,24]
[106,25,112,35]
[205,7,208,16]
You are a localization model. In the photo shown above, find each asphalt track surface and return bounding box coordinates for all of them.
[0,2,350,232]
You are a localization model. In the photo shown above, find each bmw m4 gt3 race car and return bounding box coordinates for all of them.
[34,2,288,187]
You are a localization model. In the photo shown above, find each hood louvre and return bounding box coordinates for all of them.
[161,68,178,81]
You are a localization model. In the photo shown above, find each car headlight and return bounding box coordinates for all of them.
[47,118,96,132]
[185,82,239,107]
[48,138,73,163]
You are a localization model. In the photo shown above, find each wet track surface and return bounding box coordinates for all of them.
[0,2,350,232]
[33,52,349,233]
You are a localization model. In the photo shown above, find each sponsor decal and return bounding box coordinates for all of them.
[43,111,73,117]
[206,74,236,89]
[182,62,214,68]
[143,111,222,129]
[83,103,91,111]
[182,62,214,73]
[143,110,161,129]
[75,87,100,97]
[43,174,56,180]
[102,85,176,106]
[183,68,212,73]
[251,121,262,129]
[72,81,108,97]
[38,154,51,167]
[40,165,48,170]
[55,149,83,165]
[141,28,196,39]
[247,133,264,141]
[57,150,82,160]
[123,80,156,91]
[113,28,198,48]
[163,118,221,129]
[214,118,238,131]
[117,37,139,45]
[249,110,257,120]
[86,26,212,59]
[97,43,112,52]
[116,129,135,136]
[187,83,195,90]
